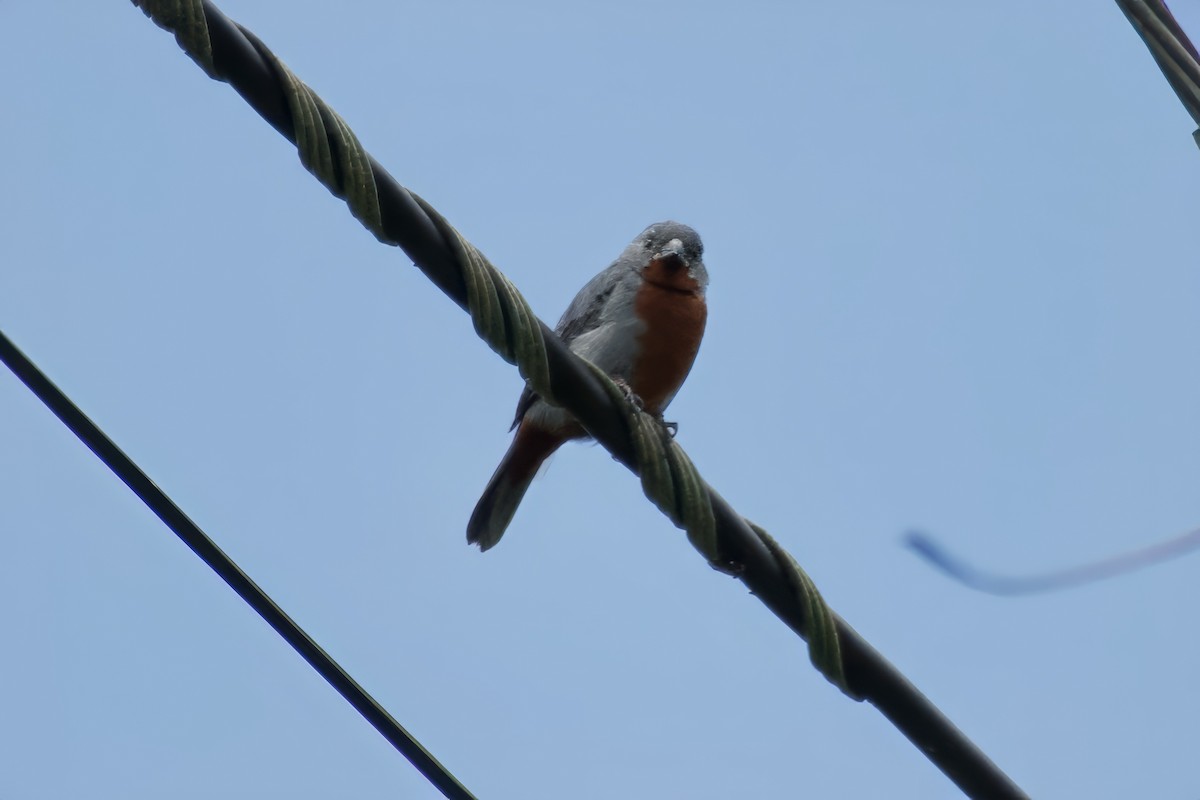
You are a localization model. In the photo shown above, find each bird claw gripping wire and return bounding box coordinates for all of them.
[613,378,678,438]
[610,376,644,410]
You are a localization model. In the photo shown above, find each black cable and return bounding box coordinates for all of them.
[1116,0,1200,135]
[123,2,1036,797]
[0,330,477,800]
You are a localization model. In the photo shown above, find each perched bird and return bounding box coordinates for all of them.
[467,221,709,550]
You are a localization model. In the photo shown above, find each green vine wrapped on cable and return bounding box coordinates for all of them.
[134,0,853,700]
[123,1,1057,796]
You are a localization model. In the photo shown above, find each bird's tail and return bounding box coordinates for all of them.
[467,424,564,551]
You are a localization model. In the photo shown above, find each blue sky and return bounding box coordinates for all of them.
[2,2,1199,797]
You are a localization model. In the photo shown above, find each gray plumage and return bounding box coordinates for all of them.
[512,221,706,430]
[470,221,707,550]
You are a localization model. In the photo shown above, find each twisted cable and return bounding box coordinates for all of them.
[127,1,1036,796]
[1117,0,1200,148]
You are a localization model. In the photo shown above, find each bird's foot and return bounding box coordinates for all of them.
[612,377,645,411]
[611,378,676,437]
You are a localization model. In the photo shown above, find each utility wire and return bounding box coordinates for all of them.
[907,527,1200,595]
[1117,0,1200,148]
[103,1,1197,795]
[116,2,1043,797]
[24,0,1198,791]
[903,1,1200,596]
[0,330,477,800]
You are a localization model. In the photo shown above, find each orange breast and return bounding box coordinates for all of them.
[631,264,707,415]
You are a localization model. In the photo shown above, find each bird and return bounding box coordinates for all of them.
[467,221,709,551]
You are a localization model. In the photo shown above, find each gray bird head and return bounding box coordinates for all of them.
[626,221,708,290]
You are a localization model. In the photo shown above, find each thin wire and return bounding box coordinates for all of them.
[907,527,1200,595]
[0,330,478,800]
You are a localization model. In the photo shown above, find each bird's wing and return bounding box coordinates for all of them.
[554,263,623,344]
[509,262,626,429]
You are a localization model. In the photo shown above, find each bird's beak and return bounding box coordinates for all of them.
[652,238,688,269]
